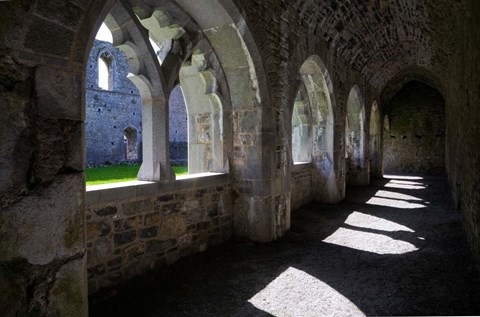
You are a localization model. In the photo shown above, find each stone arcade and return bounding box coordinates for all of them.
[1,0,480,316]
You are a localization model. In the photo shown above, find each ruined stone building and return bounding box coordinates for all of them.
[1,0,480,316]
[86,39,188,167]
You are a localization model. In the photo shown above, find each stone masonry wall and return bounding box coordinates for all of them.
[384,81,445,174]
[445,0,480,269]
[86,177,233,294]
[290,164,314,211]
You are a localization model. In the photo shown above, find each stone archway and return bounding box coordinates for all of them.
[291,84,312,164]
[346,86,368,185]
[298,56,339,203]
[369,101,383,178]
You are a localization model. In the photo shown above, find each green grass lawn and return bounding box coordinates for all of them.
[86,164,188,186]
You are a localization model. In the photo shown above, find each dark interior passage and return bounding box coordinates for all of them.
[383,81,445,174]
[90,176,480,316]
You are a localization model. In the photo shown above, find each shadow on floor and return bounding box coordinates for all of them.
[89,175,480,316]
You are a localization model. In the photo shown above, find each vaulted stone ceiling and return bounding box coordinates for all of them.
[290,0,465,89]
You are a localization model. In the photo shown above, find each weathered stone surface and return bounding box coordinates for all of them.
[139,226,159,239]
[34,0,84,30]
[146,239,176,254]
[95,206,117,217]
[36,66,82,121]
[0,174,84,265]
[114,231,136,247]
[122,199,153,215]
[49,256,88,317]
[24,16,74,56]
[384,81,445,174]
[86,183,233,294]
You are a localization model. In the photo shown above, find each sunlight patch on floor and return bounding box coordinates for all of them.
[366,197,426,209]
[385,183,426,190]
[383,174,424,180]
[323,227,418,255]
[345,211,415,232]
[374,190,423,201]
[389,179,425,186]
[248,267,365,317]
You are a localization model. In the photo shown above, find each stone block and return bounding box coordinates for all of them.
[86,221,111,241]
[25,17,74,57]
[34,0,83,30]
[144,212,161,226]
[90,237,113,265]
[123,243,144,261]
[157,194,174,203]
[122,199,153,215]
[146,239,177,255]
[161,202,181,216]
[113,231,136,247]
[139,226,159,239]
[35,66,82,120]
[95,206,117,217]
[114,216,142,232]
[159,215,187,240]
[0,174,84,265]
[49,255,88,317]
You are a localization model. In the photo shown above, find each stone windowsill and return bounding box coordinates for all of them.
[292,161,313,172]
[86,172,230,206]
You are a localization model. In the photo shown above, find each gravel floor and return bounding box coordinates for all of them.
[90,175,480,316]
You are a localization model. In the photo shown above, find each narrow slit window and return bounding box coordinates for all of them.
[98,56,111,90]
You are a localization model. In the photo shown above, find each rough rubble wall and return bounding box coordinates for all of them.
[85,40,142,167]
[445,0,480,269]
[86,180,232,294]
[0,0,97,315]
[290,164,313,211]
[384,81,445,174]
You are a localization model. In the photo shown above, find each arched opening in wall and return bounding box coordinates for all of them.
[82,0,271,296]
[384,115,390,134]
[124,127,138,160]
[346,86,367,185]
[98,55,112,90]
[383,80,445,174]
[291,85,312,164]
[290,55,338,208]
[369,102,382,178]
[169,84,188,168]
[85,15,143,184]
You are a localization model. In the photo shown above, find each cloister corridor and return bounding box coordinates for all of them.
[90,175,480,316]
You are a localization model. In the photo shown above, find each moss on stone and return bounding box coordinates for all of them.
[64,209,83,249]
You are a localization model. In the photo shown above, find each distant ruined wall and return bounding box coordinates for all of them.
[86,41,188,167]
[169,85,188,166]
[384,81,445,175]
[86,40,142,167]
